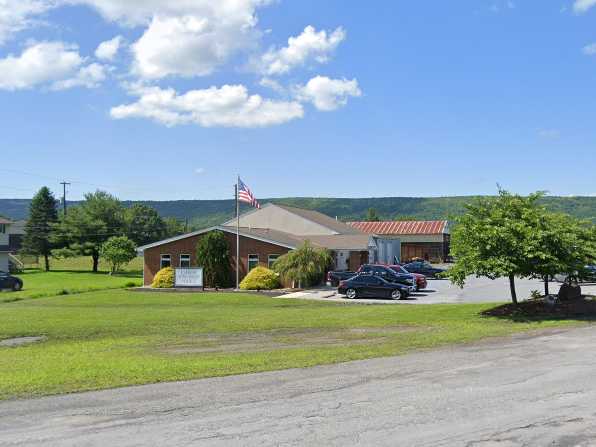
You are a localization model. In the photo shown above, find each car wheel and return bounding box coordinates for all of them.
[346,288,357,299]
[391,289,402,300]
[12,282,22,292]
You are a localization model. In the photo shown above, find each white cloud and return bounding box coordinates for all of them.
[0,41,84,90]
[66,0,271,79]
[110,84,304,128]
[259,77,285,93]
[296,76,361,111]
[583,42,596,55]
[0,0,53,45]
[52,62,108,90]
[95,35,122,61]
[573,0,596,13]
[194,167,205,175]
[260,25,346,76]
[538,129,561,140]
[132,14,257,79]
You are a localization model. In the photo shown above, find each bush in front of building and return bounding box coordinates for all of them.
[272,241,333,288]
[196,230,232,288]
[151,267,174,288]
[239,267,280,290]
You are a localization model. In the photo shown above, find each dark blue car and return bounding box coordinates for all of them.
[0,271,23,291]
[337,274,410,300]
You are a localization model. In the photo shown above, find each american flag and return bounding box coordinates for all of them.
[238,178,260,209]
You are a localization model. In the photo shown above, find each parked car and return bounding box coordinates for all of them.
[0,271,23,291]
[553,265,596,283]
[327,264,416,291]
[337,274,411,300]
[401,261,446,278]
[387,264,428,291]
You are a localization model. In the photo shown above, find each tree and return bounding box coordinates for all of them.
[164,217,186,238]
[100,236,137,274]
[366,208,381,222]
[531,212,596,295]
[447,190,550,304]
[272,241,333,288]
[22,187,58,271]
[125,204,167,246]
[52,191,125,272]
[196,231,232,287]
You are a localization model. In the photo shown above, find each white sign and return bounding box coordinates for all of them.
[175,268,203,288]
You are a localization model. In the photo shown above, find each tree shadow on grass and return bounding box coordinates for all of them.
[22,269,142,278]
[482,296,596,323]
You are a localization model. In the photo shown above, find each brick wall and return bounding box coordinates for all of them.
[143,231,291,286]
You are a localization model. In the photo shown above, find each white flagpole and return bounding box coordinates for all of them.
[235,176,240,290]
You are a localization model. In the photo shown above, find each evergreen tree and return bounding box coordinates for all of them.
[22,187,58,271]
[196,231,232,287]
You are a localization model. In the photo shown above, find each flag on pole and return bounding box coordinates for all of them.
[237,178,261,209]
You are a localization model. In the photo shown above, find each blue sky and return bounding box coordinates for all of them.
[1,0,596,201]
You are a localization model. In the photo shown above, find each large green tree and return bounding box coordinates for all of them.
[272,241,332,288]
[52,191,125,272]
[22,187,59,271]
[530,212,596,295]
[447,190,549,304]
[125,204,167,246]
[196,231,232,288]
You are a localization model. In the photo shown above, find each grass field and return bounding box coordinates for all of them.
[1,270,142,303]
[22,255,143,274]
[0,289,585,400]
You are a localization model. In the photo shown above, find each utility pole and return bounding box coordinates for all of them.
[60,181,71,216]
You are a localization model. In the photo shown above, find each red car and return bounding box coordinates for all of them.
[388,265,427,291]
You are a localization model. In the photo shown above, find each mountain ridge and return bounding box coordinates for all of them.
[1,196,595,228]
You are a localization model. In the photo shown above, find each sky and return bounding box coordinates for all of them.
[1,0,596,201]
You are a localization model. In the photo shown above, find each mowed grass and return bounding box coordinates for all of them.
[0,289,584,400]
[22,255,144,274]
[1,269,142,303]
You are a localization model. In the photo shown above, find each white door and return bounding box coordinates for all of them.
[335,250,349,271]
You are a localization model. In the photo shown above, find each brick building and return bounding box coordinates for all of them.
[138,205,449,287]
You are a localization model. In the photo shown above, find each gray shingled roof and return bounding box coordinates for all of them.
[274,205,364,235]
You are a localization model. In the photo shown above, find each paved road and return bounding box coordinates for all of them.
[3,326,596,446]
[283,277,596,305]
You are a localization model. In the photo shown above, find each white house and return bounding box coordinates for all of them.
[0,218,24,272]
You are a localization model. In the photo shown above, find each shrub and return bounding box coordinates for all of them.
[272,241,332,288]
[240,267,280,290]
[196,231,232,287]
[151,267,174,288]
[125,281,138,288]
[100,236,137,275]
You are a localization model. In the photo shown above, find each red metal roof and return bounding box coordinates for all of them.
[0,217,12,224]
[347,220,448,235]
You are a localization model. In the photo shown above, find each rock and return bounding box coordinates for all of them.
[558,282,582,301]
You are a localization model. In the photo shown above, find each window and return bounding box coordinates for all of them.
[179,254,191,268]
[0,224,5,234]
[248,254,259,271]
[160,254,171,269]
[268,254,280,269]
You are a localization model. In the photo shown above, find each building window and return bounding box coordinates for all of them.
[0,224,5,234]
[160,254,171,269]
[248,254,259,271]
[268,254,280,269]
[179,254,191,268]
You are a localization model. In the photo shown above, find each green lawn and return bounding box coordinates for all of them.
[0,289,585,400]
[22,255,143,274]
[1,270,142,303]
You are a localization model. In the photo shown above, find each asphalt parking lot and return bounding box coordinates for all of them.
[280,277,596,304]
